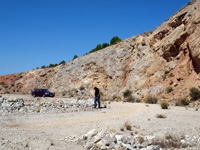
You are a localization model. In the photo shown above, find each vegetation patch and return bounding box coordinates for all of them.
[156,114,167,119]
[175,97,190,106]
[123,89,132,98]
[152,133,189,148]
[189,87,200,101]
[169,80,174,85]
[110,36,121,45]
[124,95,136,103]
[79,86,85,91]
[143,95,158,104]
[37,36,121,69]
[165,86,173,93]
[160,100,169,109]
[112,95,121,101]
[124,121,132,131]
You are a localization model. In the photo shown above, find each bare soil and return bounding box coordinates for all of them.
[0,94,200,149]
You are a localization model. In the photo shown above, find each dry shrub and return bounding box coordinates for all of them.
[120,127,124,131]
[156,114,167,119]
[141,41,146,46]
[144,95,158,104]
[190,87,200,101]
[135,98,142,103]
[138,136,144,144]
[62,91,67,96]
[160,100,169,109]
[165,86,173,93]
[175,97,190,106]
[124,121,132,131]
[112,95,121,101]
[123,89,132,98]
[79,86,85,90]
[152,133,189,148]
[124,95,136,103]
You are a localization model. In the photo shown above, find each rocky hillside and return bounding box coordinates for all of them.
[0,0,200,100]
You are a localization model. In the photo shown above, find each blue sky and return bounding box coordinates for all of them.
[0,0,190,76]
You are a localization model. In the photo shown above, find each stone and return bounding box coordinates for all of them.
[115,135,123,142]
[121,143,133,150]
[0,97,3,104]
[97,134,116,148]
[34,104,41,112]
[93,131,104,144]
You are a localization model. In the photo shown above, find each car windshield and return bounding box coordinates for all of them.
[42,89,49,92]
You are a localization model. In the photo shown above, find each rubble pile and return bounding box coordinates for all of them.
[75,129,200,150]
[0,97,96,115]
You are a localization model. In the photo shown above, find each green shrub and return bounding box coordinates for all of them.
[48,63,58,68]
[102,43,109,48]
[110,36,121,45]
[100,92,104,101]
[144,95,158,104]
[189,87,200,101]
[160,100,169,109]
[59,60,65,65]
[165,86,173,93]
[41,65,46,69]
[175,97,190,106]
[94,44,102,51]
[123,89,132,98]
[73,55,78,60]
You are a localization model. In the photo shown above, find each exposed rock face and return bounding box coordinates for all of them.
[0,0,200,100]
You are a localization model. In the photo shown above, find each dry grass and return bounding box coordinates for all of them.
[152,133,189,148]
[144,95,158,104]
[124,95,136,103]
[123,89,132,98]
[124,121,132,131]
[165,86,173,93]
[156,114,167,119]
[175,97,190,106]
[160,100,169,109]
[138,136,144,144]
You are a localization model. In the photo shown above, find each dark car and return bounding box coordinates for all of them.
[32,89,55,97]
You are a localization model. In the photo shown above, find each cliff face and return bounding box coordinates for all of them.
[0,0,200,100]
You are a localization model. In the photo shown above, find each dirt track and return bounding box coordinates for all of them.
[0,95,200,149]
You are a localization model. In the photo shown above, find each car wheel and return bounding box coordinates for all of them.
[43,94,45,98]
[33,94,36,98]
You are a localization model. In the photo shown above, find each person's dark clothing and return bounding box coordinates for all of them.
[95,88,100,98]
[94,87,100,108]
[94,96,100,108]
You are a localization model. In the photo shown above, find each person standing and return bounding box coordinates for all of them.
[94,87,100,108]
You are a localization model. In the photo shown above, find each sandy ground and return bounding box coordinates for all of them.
[0,94,200,149]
